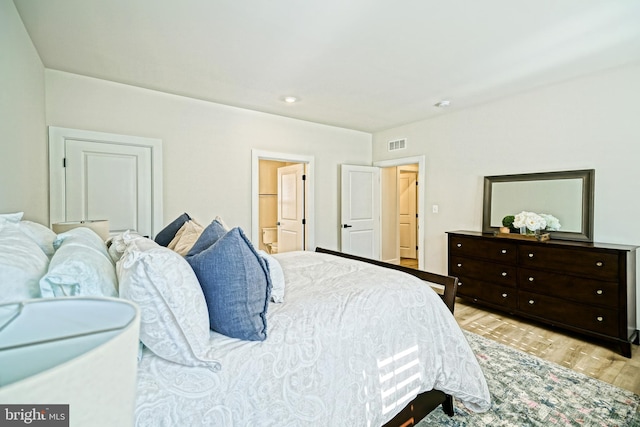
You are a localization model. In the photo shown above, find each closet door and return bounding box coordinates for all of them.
[64,140,152,236]
[49,127,163,238]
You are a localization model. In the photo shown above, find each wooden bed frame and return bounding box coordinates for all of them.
[315,248,459,426]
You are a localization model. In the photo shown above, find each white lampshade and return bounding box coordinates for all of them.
[52,220,110,241]
[0,297,140,427]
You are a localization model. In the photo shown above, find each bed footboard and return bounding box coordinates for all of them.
[382,391,454,427]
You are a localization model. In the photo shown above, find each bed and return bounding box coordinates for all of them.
[0,213,491,426]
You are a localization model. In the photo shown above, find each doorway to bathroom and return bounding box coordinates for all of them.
[251,150,315,254]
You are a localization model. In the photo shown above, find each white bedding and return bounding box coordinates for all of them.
[134,251,490,426]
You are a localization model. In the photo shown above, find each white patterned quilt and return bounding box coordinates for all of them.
[134,251,490,426]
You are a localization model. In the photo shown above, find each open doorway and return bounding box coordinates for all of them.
[374,156,425,270]
[251,150,315,253]
[398,164,419,268]
[258,159,306,254]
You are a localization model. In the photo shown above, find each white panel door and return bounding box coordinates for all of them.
[49,127,163,239]
[277,163,305,252]
[399,170,417,259]
[341,165,380,259]
[65,140,153,237]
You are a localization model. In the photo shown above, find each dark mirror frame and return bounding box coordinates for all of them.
[482,169,595,242]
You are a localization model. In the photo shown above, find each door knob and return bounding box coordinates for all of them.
[343,224,353,228]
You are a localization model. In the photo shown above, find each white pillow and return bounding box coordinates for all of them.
[18,220,57,257]
[107,230,146,263]
[40,228,118,298]
[117,238,221,370]
[0,212,24,225]
[0,224,49,303]
[259,250,285,303]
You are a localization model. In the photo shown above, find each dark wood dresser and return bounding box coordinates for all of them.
[447,231,638,357]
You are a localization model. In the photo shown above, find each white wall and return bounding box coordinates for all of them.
[373,63,640,276]
[45,70,371,250]
[0,0,47,224]
[374,63,640,328]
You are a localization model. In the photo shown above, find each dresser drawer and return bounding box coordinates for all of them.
[518,268,618,308]
[456,276,517,309]
[449,235,517,263]
[518,291,619,337]
[518,244,619,281]
[450,256,517,287]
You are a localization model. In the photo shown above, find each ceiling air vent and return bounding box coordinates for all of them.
[388,138,407,152]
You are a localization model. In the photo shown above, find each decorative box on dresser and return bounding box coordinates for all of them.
[447,231,638,357]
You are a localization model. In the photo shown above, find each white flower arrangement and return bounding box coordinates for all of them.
[512,211,562,233]
[513,211,547,233]
[539,213,561,231]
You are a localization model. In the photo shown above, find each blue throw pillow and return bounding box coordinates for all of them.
[186,219,227,257]
[155,213,191,246]
[186,227,272,341]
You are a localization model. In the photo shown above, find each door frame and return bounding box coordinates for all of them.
[374,155,425,270]
[251,149,315,251]
[48,126,163,236]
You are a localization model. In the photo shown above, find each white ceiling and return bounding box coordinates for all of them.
[14,0,640,132]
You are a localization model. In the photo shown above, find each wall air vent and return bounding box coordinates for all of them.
[388,138,407,152]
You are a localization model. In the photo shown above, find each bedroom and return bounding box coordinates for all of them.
[1,0,639,425]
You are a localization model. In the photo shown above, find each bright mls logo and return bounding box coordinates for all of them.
[1,405,68,426]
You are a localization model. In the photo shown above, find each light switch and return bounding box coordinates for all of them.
[432,204,439,213]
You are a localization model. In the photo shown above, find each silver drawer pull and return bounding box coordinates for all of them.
[596,316,603,322]
[528,253,534,258]
[457,263,462,267]
[458,282,463,286]
[528,300,535,304]
[501,249,507,254]
[528,277,534,282]
[596,261,603,267]
[501,272,507,277]
[596,289,603,295]
[457,243,462,248]
[501,293,508,298]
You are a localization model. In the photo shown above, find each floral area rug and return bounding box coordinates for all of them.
[418,331,640,426]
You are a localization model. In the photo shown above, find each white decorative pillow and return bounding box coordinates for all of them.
[0,223,49,303]
[0,212,24,225]
[167,220,204,256]
[40,227,118,298]
[117,238,221,370]
[259,250,285,303]
[18,220,57,257]
[107,230,146,263]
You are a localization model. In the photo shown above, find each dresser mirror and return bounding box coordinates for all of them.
[482,169,595,241]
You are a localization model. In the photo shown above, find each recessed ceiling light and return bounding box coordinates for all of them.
[434,100,451,108]
[283,96,299,103]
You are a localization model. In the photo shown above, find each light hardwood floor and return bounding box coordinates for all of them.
[454,300,640,395]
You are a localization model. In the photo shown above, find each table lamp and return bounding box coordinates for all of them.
[51,220,110,241]
[0,297,140,427]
